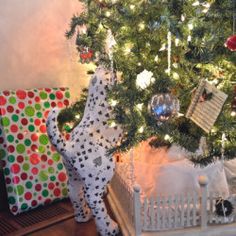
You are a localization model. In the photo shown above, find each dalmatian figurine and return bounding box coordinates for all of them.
[46,66,123,236]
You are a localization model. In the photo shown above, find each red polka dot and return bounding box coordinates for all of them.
[31,200,37,207]
[17,133,24,140]
[3,90,10,96]
[28,91,34,98]
[21,173,28,180]
[12,176,20,184]
[48,183,55,190]
[28,100,32,105]
[25,192,32,200]
[41,155,47,162]
[44,110,49,119]
[5,177,11,184]
[16,90,27,99]
[56,91,63,100]
[35,96,40,102]
[12,206,18,213]
[0,96,7,106]
[7,145,15,153]
[30,176,33,180]
[35,184,42,192]
[51,146,56,152]
[0,137,4,144]
[48,159,53,165]
[64,100,69,106]
[18,102,25,109]
[45,199,51,205]
[11,164,20,174]
[0,108,6,116]
[51,102,56,107]
[7,105,14,113]
[39,125,47,133]
[31,144,38,152]
[57,101,63,108]
[60,88,66,91]
[45,88,51,93]
[10,124,18,133]
[31,133,38,142]
[34,119,41,126]
[32,167,39,175]
[58,172,67,182]
[53,188,61,197]
[65,133,70,140]
[30,153,40,165]
[17,155,24,163]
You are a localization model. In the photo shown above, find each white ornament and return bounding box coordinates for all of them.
[136,69,155,90]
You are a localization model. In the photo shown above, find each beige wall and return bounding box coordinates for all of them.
[0,0,91,101]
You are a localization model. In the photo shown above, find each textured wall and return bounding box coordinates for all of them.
[0,0,91,101]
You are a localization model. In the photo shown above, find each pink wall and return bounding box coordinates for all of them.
[0,0,91,101]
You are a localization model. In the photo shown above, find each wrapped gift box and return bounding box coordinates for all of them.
[0,88,70,214]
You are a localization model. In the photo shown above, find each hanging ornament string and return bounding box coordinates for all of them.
[167,31,172,76]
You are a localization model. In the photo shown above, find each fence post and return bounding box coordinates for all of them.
[133,185,142,236]
[198,175,208,230]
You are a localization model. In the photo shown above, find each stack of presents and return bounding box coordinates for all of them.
[0,88,70,215]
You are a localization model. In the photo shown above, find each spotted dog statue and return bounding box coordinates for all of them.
[46,66,123,236]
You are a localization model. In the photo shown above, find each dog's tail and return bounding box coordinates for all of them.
[46,108,71,157]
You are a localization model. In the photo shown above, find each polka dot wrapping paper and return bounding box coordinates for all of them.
[0,88,70,215]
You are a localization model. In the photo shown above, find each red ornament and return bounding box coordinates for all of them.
[79,47,94,63]
[225,35,236,51]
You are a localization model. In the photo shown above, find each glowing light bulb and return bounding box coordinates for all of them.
[188,23,194,30]
[192,1,200,6]
[105,11,111,17]
[138,126,144,133]
[136,103,143,111]
[175,38,180,46]
[172,72,180,80]
[130,4,135,10]
[109,121,116,128]
[75,114,81,119]
[110,99,118,106]
[164,134,171,141]
[159,43,166,51]
[231,111,236,116]
[154,55,159,62]
[138,22,145,30]
[187,35,192,42]
[181,14,185,22]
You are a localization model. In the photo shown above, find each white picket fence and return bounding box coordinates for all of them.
[109,170,235,236]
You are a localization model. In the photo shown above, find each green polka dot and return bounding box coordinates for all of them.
[40,91,48,99]
[7,186,13,193]
[35,104,41,110]
[4,168,10,175]
[9,97,16,104]
[39,170,48,182]
[21,203,28,210]
[23,163,30,171]
[12,114,19,122]
[48,167,55,174]
[0,149,7,160]
[19,197,23,202]
[28,125,35,132]
[16,185,24,195]
[1,117,10,126]
[57,163,63,170]
[24,139,31,146]
[42,189,49,197]
[25,106,35,117]
[39,135,48,145]
[7,135,14,143]
[30,118,34,122]
[43,183,47,187]
[43,102,50,108]
[50,176,56,181]
[52,153,60,162]
[62,188,68,196]
[36,112,42,118]
[16,144,25,154]
[38,146,45,153]
[65,91,70,98]
[49,94,55,100]
[47,151,51,155]
[25,181,33,189]
[8,155,15,163]
[8,196,16,204]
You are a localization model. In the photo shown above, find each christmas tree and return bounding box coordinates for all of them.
[62,0,236,166]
